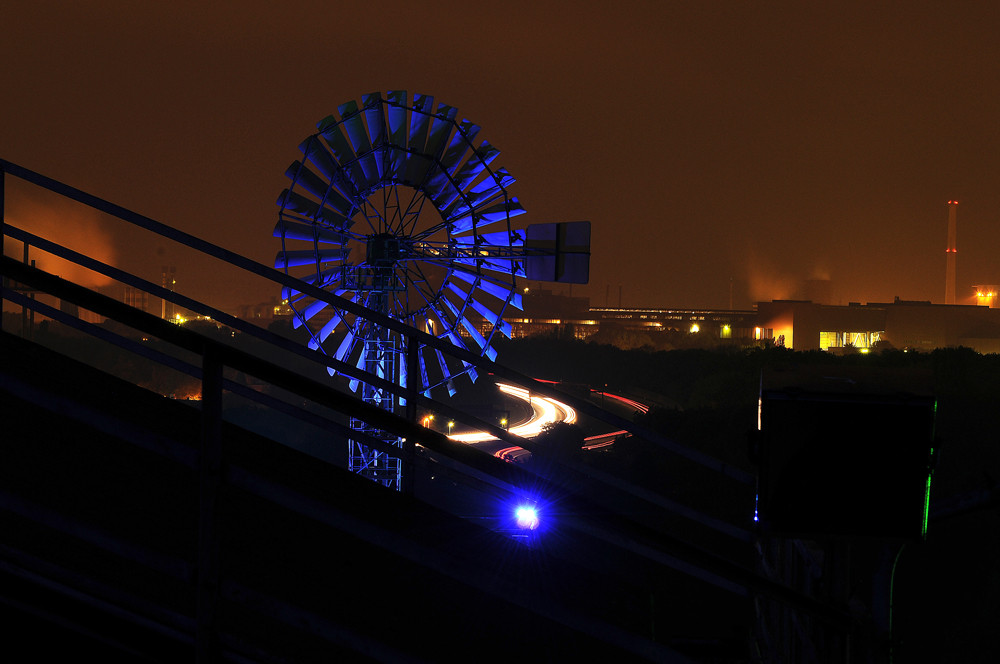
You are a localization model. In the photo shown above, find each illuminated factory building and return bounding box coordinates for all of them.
[491,286,1000,354]
[756,297,1000,354]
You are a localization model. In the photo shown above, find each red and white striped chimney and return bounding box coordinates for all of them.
[945,200,958,305]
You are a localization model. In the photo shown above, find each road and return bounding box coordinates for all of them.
[442,382,643,462]
[447,382,577,444]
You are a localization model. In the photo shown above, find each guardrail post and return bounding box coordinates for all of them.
[197,346,223,661]
[1,168,5,333]
[402,335,419,495]
[22,244,31,339]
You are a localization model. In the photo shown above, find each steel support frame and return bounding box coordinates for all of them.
[347,289,403,489]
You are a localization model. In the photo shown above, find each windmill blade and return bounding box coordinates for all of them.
[445,282,512,338]
[436,321,480,384]
[416,304,462,396]
[318,115,367,193]
[441,297,497,362]
[404,98,458,187]
[397,151,436,189]
[452,256,526,279]
[442,166,515,221]
[298,136,340,184]
[467,167,515,201]
[276,189,350,228]
[334,327,357,364]
[449,197,526,235]
[348,342,368,393]
[427,104,459,154]
[453,230,523,248]
[385,144,413,182]
[338,100,373,157]
[362,92,389,183]
[398,344,408,407]
[397,329,427,407]
[436,141,500,212]
[273,219,349,245]
[386,91,410,180]
[417,343,431,397]
[326,327,357,377]
[284,161,355,219]
[308,301,352,349]
[281,265,344,300]
[274,249,348,269]
[442,119,481,169]
[434,347,457,397]
[362,92,387,148]
[294,297,329,329]
[408,94,434,153]
[425,302,455,341]
[385,90,408,147]
[450,268,523,310]
[467,294,513,339]
[427,119,479,206]
[339,98,380,188]
[317,114,355,162]
[426,302,478,381]
[293,288,349,329]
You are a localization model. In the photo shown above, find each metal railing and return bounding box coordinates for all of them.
[0,159,855,648]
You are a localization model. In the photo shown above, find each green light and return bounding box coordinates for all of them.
[922,400,938,540]
[921,471,932,539]
[921,444,936,540]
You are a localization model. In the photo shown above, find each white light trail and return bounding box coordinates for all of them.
[447,382,576,443]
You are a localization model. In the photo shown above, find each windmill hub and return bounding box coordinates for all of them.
[366,233,411,268]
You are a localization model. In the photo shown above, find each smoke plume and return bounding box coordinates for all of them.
[4,191,117,288]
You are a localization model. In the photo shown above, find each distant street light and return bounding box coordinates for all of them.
[447,420,454,435]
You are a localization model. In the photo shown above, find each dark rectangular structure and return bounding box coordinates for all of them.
[758,390,935,539]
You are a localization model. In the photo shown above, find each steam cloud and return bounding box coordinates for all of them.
[4,191,117,288]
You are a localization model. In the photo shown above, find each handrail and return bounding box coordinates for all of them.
[2,222,753,541]
[2,259,856,630]
[0,256,536,497]
[0,158,754,546]
[0,161,859,633]
[0,158,752,485]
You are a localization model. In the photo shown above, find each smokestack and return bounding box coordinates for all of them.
[945,200,958,304]
[161,265,177,319]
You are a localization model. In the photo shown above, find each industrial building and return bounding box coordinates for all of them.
[497,290,1000,355]
[756,298,1000,354]
[504,201,1000,354]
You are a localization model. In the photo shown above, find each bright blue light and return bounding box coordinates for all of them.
[515,505,539,530]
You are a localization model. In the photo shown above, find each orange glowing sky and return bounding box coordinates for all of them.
[3,2,1000,311]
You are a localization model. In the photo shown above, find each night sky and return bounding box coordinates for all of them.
[4,1,1000,312]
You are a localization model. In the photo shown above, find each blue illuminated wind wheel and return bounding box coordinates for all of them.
[275,91,528,401]
[275,91,545,488]
[275,91,589,489]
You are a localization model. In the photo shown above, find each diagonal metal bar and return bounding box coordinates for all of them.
[2,159,752,522]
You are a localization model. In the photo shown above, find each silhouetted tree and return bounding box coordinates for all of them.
[532,421,586,460]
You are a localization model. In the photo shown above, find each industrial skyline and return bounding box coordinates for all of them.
[4,2,1000,311]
